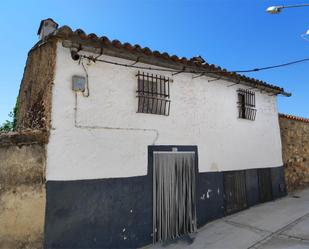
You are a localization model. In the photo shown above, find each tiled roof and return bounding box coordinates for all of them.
[279,113,309,123]
[47,24,290,96]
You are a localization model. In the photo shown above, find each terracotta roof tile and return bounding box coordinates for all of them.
[180,57,188,64]
[57,25,72,36]
[279,113,309,123]
[123,42,133,51]
[51,25,290,96]
[88,33,98,40]
[171,55,179,62]
[142,47,152,55]
[112,39,122,48]
[100,36,111,46]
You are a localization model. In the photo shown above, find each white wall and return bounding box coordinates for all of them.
[46,43,283,181]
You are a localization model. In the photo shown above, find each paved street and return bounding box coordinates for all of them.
[145,189,309,249]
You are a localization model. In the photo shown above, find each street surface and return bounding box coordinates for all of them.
[144,189,309,249]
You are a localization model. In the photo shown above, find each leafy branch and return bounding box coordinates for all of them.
[0,98,19,132]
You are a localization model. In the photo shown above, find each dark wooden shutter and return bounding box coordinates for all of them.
[224,171,247,214]
[258,168,273,203]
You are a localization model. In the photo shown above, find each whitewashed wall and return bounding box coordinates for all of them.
[46,43,283,181]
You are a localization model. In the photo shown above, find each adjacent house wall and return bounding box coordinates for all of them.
[279,115,309,191]
[0,130,47,249]
[47,43,283,181]
[16,39,56,131]
[0,36,53,248]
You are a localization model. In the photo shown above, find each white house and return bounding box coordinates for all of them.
[17,19,290,249]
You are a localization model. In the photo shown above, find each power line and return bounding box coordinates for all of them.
[79,54,309,75]
[80,55,196,73]
[77,53,292,96]
[234,58,309,73]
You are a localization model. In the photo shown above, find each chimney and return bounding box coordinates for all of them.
[37,18,58,40]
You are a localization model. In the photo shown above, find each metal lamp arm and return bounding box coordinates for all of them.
[282,3,309,9]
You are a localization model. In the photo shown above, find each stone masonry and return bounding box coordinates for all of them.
[279,114,309,192]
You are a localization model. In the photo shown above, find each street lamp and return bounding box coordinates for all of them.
[266,6,284,14]
[266,3,309,41]
[266,4,309,14]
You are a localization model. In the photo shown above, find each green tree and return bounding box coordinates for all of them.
[0,114,14,132]
[0,98,19,132]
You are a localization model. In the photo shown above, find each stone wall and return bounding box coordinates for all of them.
[0,130,47,249]
[16,39,56,131]
[279,114,309,192]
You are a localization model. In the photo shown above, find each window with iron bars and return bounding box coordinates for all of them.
[136,71,171,116]
[237,89,256,121]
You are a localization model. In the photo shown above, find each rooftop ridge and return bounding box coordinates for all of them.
[279,113,309,123]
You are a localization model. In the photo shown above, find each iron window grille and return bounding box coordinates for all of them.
[237,89,256,121]
[136,71,171,116]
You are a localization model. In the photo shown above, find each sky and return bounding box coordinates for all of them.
[0,0,309,123]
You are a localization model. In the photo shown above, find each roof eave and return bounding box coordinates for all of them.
[280,91,292,97]
[47,26,290,96]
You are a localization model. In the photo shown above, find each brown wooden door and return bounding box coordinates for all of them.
[224,171,247,214]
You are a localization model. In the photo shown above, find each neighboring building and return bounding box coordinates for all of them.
[15,19,291,249]
[279,113,309,192]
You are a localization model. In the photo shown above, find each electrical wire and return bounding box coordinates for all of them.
[80,54,309,75]
[234,58,309,73]
[80,60,90,97]
[80,55,190,73]
[77,53,292,96]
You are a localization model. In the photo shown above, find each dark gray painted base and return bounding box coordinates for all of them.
[44,176,153,249]
[44,165,286,249]
[196,172,224,227]
[246,169,260,207]
[271,166,287,199]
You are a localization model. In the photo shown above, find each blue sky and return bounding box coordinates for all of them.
[0,0,309,123]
